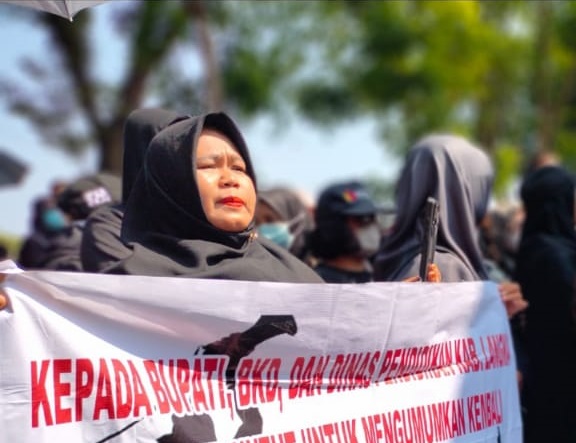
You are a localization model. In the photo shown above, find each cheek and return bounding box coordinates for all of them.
[243,178,257,214]
[196,172,215,212]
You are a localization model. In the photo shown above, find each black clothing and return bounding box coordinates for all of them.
[18,226,83,271]
[57,172,121,221]
[313,263,372,283]
[515,166,576,443]
[102,110,322,442]
[81,108,188,273]
[81,204,124,273]
[18,197,83,271]
[121,108,190,205]
[105,111,323,283]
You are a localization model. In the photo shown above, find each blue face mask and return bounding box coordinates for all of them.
[41,208,69,232]
[257,222,294,250]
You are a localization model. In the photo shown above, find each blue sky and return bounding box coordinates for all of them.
[0,1,399,237]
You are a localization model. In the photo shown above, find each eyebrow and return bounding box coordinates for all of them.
[196,152,245,163]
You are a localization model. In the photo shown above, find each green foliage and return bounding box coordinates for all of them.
[223,44,295,115]
[0,232,22,260]
[363,175,395,207]
[492,144,522,198]
[129,1,187,70]
[554,132,576,172]
[4,0,576,189]
[295,83,358,125]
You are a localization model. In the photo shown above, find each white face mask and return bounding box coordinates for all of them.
[355,223,381,257]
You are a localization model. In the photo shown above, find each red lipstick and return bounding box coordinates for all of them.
[219,196,245,207]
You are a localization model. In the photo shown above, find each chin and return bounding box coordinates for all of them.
[215,220,250,233]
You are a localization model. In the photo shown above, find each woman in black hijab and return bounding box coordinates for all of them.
[103,111,322,442]
[515,165,576,443]
[81,108,188,272]
[106,110,323,282]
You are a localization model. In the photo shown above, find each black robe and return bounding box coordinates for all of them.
[515,166,576,443]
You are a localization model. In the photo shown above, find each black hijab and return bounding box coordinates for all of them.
[81,108,188,272]
[121,108,190,205]
[106,112,323,283]
[520,166,576,245]
[515,165,576,443]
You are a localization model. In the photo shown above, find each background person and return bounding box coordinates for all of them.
[17,196,79,270]
[255,186,315,265]
[81,108,188,272]
[307,180,382,283]
[515,165,576,443]
[373,134,526,313]
[374,134,494,282]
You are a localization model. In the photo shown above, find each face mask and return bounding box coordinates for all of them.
[355,223,381,257]
[257,222,294,250]
[41,208,69,232]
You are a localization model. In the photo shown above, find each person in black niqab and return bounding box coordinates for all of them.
[515,165,576,443]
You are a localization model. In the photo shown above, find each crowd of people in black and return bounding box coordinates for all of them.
[1,108,574,442]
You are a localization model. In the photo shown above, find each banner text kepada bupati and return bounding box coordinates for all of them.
[0,264,523,442]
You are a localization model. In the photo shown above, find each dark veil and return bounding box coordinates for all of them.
[81,108,188,272]
[106,111,323,283]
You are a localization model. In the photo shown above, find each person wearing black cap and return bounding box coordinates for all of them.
[26,172,122,271]
[57,172,121,224]
[307,181,382,283]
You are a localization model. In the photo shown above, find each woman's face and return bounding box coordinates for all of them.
[196,129,256,232]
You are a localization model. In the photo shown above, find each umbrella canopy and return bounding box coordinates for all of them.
[0,0,107,21]
[0,150,27,188]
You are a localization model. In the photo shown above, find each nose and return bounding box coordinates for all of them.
[220,167,240,188]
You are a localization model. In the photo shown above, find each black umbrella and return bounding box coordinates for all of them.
[0,150,27,188]
[0,0,107,21]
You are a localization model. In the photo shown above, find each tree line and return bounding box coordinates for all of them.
[1,0,575,197]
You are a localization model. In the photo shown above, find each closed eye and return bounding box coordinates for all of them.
[197,162,216,169]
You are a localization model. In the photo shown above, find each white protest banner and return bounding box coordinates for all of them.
[0,261,522,442]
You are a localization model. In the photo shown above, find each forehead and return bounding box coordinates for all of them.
[257,200,282,217]
[197,129,241,155]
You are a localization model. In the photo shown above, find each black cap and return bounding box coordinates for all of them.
[57,173,121,220]
[316,181,377,220]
